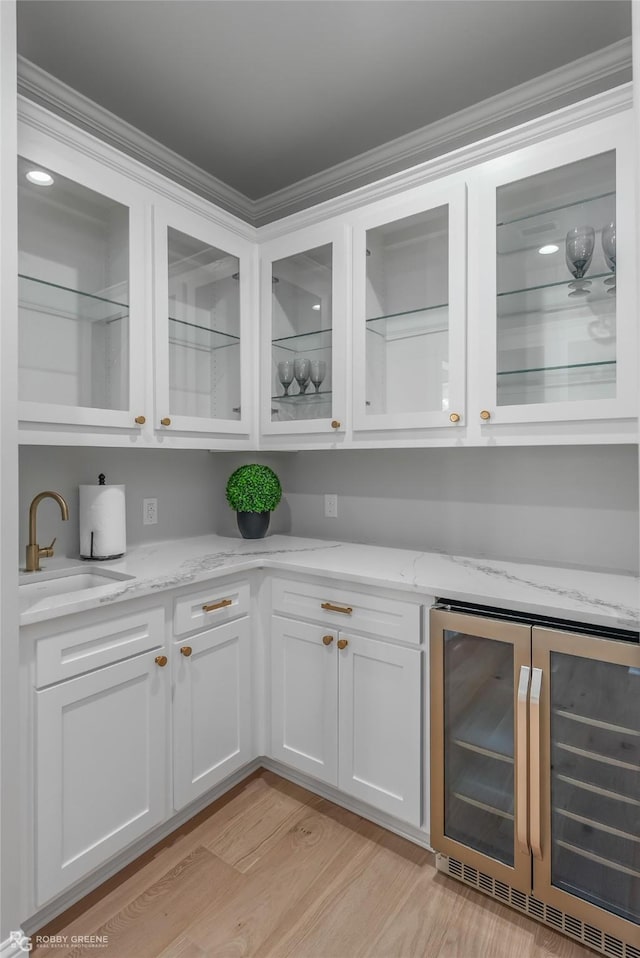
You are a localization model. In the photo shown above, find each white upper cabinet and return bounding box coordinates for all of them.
[153,203,254,439]
[17,138,147,435]
[468,114,636,434]
[352,181,467,435]
[260,222,349,443]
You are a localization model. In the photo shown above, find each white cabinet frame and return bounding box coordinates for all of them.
[352,179,467,433]
[153,202,255,438]
[468,113,636,428]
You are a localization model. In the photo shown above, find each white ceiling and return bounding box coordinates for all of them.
[16,1,631,203]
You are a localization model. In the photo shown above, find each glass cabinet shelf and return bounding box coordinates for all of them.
[498,273,615,317]
[366,303,448,339]
[19,274,128,324]
[498,190,615,231]
[498,359,616,378]
[271,390,332,405]
[168,315,240,351]
[272,327,332,352]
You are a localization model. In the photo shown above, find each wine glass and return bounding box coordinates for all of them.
[293,357,311,394]
[565,226,595,297]
[309,359,326,394]
[277,360,294,397]
[601,221,616,293]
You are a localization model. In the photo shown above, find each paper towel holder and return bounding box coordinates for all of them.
[79,474,126,561]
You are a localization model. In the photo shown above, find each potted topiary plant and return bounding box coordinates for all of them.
[225,463,282,539]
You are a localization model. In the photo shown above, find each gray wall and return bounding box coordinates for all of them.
[19,444,639,575]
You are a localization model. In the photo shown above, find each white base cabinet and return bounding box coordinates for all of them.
[35,648,168,906]
[173,617,253,809]
[270,591,423,827]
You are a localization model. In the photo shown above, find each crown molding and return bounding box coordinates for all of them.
[254,37,632,225]
[257,82,632,240]
[16,56,254,224]
[17,38,631,229]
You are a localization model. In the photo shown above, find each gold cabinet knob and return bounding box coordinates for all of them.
[480,410,491,421]
[134,415,146,425]
[331,420,341,430]
[337,639,348,650]
[180,646,192,657]
[449,412,461,423]
[160,417,172,426]
[322,635,334,646]
[155,655,168,667]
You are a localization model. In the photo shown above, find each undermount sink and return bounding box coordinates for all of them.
[19,566,135,611]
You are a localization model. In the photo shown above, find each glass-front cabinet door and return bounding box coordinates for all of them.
[17,150,146,431]
[470,115,635,427]
[533,627,639,944]
[260,224,348,440]
[352,182,466,433]
[154,205,253,437]
[430,608,532,892]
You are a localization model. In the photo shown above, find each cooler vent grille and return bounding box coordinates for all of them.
[438,856,634,958]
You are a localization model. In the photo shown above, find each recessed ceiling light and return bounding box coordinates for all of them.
[312,304,321,310]
[538,244,559,255]
[26,170,54,186]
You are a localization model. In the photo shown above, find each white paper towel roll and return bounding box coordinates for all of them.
[79,484,126,559]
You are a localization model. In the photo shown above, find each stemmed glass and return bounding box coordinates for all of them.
[293,357,311,394]
[565,226,595,297]
[601,222,616,293]
[277,360,294,397]
[309,359,326,394]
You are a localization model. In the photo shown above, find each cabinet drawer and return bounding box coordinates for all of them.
[35,607,165,688]
[173,580,249,636]
[271,578,421,645]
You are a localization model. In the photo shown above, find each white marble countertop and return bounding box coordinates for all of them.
[19,533,639,631]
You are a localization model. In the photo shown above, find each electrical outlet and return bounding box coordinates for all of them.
[143,498,158,525]
[324,494,338,518]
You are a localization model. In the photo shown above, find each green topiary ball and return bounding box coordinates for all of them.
[225,464,282,513]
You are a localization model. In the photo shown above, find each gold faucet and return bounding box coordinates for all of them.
[25,491,70,572]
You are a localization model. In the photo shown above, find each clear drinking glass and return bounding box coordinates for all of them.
[293,357,311,394]
[565,226,595,297]
[277,360,294,396]
[601,221,616,292]
[309,359,326,393]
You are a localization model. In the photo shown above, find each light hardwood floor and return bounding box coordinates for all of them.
[31,770,595,958]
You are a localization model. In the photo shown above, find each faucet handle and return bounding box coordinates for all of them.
[40,537,57,558]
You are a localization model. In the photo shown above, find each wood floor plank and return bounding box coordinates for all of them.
[156,934,208,958]
[204,773,321,872]
[185,799,381,956]
[256,827,432,958]
[33,847,242,958]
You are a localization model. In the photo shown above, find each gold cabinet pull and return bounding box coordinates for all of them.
[322,635,334,646]
[155,655,168,667]
[160,417,172,426]
[480,409,491,421]
[331,420,341,429]
[180,646,193,657]
[135,415,146,425]
[449,412,461,423]
[337,638,348,650]
[202,598,232,613]
[321,601,353,615]
[529,667,543,860]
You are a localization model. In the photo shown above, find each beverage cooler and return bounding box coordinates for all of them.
[430,604,639,958]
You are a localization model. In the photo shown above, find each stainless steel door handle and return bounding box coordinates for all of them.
[516,665,531,855]
[529,667,543,860]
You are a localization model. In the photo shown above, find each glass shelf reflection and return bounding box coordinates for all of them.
[169,315,240,351]
[271,390,332,405]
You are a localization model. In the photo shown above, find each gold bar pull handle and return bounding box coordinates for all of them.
[321,601,353,615]
[516,665,531,856]
[529,667,543,860]
[202,598,233,613]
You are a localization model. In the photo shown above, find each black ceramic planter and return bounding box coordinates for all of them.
[236,511,270,539]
